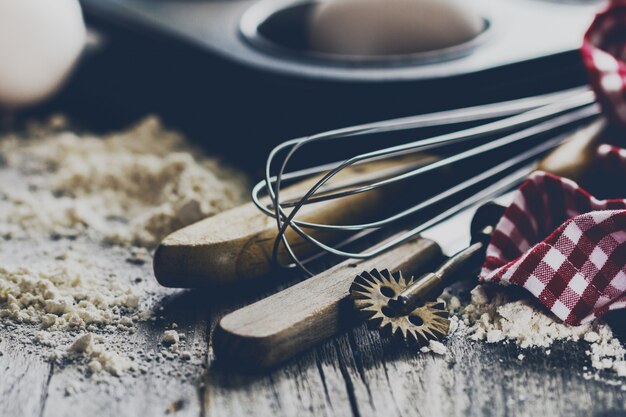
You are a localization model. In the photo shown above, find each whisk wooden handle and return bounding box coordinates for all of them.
[155,117,605,289]
[154,155,435,288]
[536,119,605,181]
[213,236,441,369]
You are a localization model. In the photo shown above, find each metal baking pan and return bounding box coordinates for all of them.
[81,0,598,81]
[75,0,602,164]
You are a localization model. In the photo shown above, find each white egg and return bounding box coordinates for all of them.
[0,0,86,108]
[309,0,484,57]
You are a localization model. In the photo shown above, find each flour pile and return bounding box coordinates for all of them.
[443,285,626,380]
[0,253,139,330]
[0,115,247,246]
[0,116,247,378]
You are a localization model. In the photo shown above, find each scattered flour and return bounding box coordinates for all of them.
[163,329,180,345]
[64,383,77,397]
[65,333,133,376]
[442,285,626,381]
[461,286,591,348]
[428,340,447,355]
[418,340,447,355]
[0,256,140,331]
[0,115,247,378]
[68,333,94,354]
[0,115,247,246]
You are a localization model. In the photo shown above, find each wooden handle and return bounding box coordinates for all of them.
[155,118,605,289]
[212,120,609,369]
[213,237,441,369]
[536,119,605,181]
[154,155,435,288]
[538,118,626,198]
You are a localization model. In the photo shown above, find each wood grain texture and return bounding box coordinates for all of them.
[0,336,52,417]
[153,155,436,288]
[1,234,626,417]
[2,139,626,417]
[213,237,441,369]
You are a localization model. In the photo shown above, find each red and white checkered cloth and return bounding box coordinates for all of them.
[582,0,626,127]
[480,170,626,325]
[480,1,626,325]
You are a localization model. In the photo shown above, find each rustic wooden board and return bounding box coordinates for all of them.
[2,235,626,417]
[1,175,626,417]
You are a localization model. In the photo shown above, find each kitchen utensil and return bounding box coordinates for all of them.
[212,116,605,369]
[82,0,596,82]
[252,87,600,274]
[154,88,603,288]
[350,201,503,346]
[212,180,513,369]
[154,153,438,287]
[213,232,441,369]
[351,269,451,345]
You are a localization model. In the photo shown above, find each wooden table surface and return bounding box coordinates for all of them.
[2,230,626,417]
[1,138,626,417]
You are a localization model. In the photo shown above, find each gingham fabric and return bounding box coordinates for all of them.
[598,143,626,171]
[581,0,626,127]
[479,0,626,325]
[480,171,626,325]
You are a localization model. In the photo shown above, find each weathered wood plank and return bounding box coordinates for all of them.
[3,236,626,417]
[0,235,208,417]
[203,296,626,417]
[204,298,355,417]
[319,323,626,417]
[39,258,210,417]
[0,334,52,417]
[1,211,626,417]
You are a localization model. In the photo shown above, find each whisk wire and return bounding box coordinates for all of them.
[253,87,600,274]
[256,87,593,200]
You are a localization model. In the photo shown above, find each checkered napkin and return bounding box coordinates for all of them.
[582,0,626,127]
[480,170,626,325]
[479,1,626,326]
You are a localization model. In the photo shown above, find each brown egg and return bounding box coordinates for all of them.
[308,0,484,57]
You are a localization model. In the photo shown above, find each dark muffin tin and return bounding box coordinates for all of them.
[73,0,601,160]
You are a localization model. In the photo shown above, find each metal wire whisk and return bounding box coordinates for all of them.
[252,86,600,275]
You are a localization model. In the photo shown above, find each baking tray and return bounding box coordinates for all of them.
[80,0,599,81]
[69,0,603,165]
